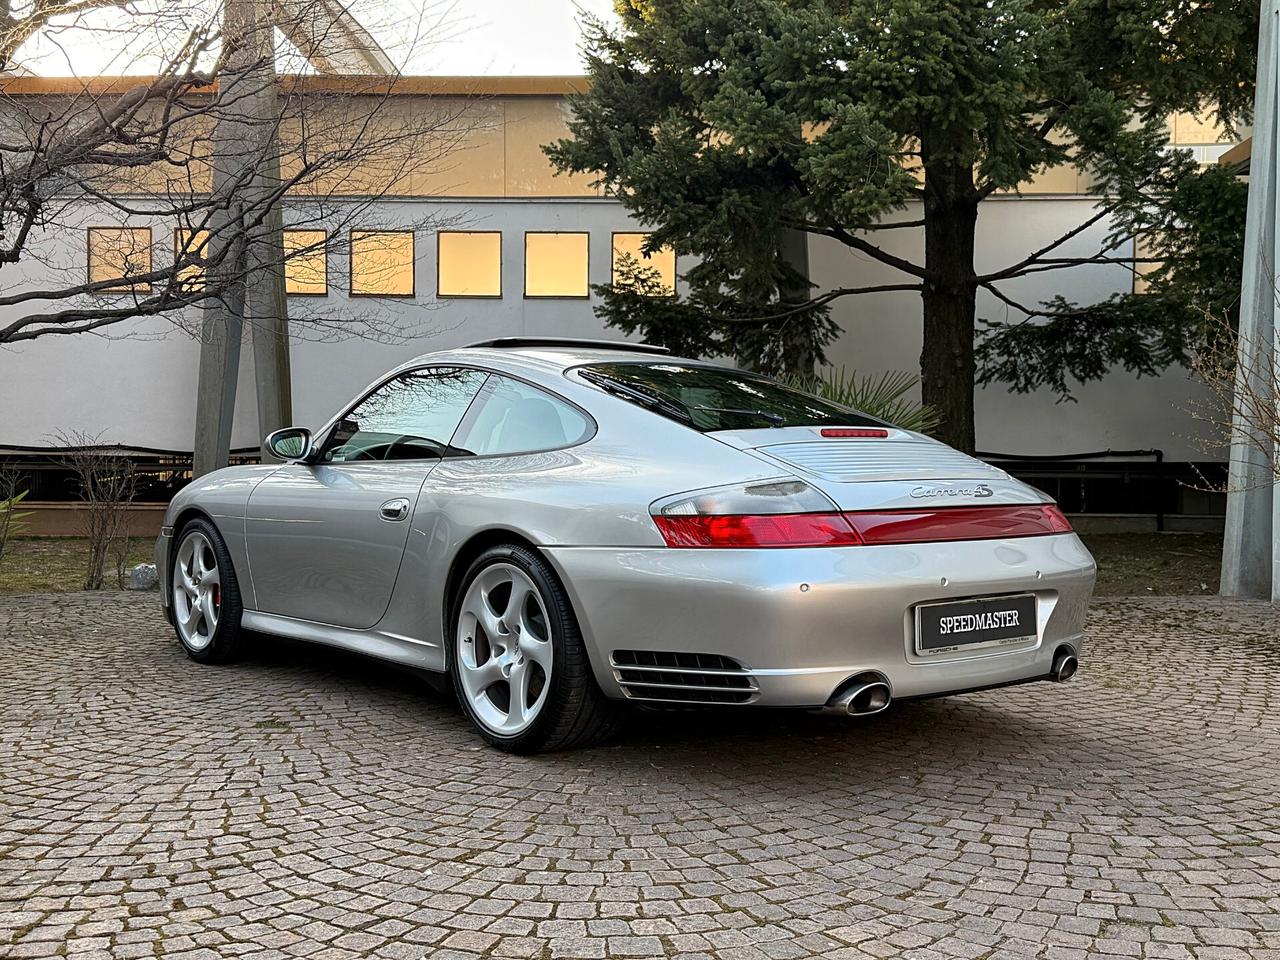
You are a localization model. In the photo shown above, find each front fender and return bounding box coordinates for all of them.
[159,465,280,611]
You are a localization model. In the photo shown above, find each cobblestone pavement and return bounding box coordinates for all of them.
[1,593,1278,960]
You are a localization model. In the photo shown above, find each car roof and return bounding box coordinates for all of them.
[399,340,716,376]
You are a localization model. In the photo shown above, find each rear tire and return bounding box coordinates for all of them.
[449,543,623,753]
[170,518,245,664]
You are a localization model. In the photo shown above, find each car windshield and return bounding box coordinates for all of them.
[578,362,886,432]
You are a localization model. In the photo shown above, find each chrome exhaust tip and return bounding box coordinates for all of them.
[822,673,892,716]
[1051,647,1078,683]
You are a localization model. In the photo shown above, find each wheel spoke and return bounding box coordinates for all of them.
[462,589,503,641]
[199,589,218,633]
[519,634,553,671]
[507,661,530,725]
[468,656,504,691]
[503,578,533,624]
[179,598,200,630]
[178,548,197,592]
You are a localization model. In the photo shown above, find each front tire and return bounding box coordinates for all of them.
[170,518,244,664]
[449,544,622,753]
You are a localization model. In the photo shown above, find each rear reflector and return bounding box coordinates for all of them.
[845,504,1073,545]
[653,504,1072,547]
[653,513,862,548]
[820,428,889,438]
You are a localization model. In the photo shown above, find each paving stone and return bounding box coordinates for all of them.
[0,593,1277,959]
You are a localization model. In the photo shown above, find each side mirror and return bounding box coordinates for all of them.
[265,427,313,462]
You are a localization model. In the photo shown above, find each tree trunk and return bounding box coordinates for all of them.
[777,227,818,374]
[919,151,979,453]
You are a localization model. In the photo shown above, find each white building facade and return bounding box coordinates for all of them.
[0,78,1237,523]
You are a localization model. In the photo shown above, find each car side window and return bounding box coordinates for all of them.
[320,367,490,463]
[452,375,591,456]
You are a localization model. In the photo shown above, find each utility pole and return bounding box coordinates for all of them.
[1220,0,1279,600]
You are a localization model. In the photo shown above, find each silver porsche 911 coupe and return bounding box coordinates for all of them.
[157,338,1095,752]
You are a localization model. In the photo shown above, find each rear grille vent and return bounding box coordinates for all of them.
[611,650,757,704]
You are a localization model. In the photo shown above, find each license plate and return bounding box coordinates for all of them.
[915,594,1037,657]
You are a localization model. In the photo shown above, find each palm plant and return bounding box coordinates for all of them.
[786,367,942,435]
[0,484,32,568]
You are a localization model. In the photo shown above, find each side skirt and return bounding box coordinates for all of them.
[241,609,444,672]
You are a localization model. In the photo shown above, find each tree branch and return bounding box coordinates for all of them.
[820,225,934,281]
[976,204,1116,282]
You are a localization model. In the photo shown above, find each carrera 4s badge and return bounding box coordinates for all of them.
[909,483,995,500]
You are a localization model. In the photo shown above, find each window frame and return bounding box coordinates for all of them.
[523,230,591,300]
[348,228,417,299]
[436,230,503,299]
[314,364,597,464]
[609,231,678,298]
[284,229,330,298]
[86,226,154,294]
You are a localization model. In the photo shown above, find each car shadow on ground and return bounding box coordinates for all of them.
[236,627,1090,788]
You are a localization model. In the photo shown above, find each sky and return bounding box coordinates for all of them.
[13,0,619,76]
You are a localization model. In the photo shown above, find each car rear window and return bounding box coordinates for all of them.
[577,362,886,432]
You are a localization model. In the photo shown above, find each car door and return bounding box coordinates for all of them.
[245,365,490,628]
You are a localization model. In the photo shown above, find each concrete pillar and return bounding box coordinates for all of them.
[1221,0,1280,600]
[246,144,293,455]
[192,0,290,476]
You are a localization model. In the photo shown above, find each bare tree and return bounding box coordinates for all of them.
[1189,313,1279,484]
[0,0,481,345]
[55,431,138,589]
[0,463,30,569]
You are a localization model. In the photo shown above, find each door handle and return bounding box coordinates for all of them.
[379,498,410,522]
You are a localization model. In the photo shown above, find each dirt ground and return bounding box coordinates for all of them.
[1085,531,1223,597]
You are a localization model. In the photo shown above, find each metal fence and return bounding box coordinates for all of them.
[0,445,260,504]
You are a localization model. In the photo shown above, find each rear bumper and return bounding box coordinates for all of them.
[544,534,1095,708]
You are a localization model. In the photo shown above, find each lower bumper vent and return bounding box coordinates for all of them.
[610,650,758,704]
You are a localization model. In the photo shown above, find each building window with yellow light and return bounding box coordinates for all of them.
[438,232,502,298]
[611,232,676,296]
[285,230,329,296]
[173,229,209,293]
[87,227,153,293]
[524,232,589,298]
[350,230,415,297]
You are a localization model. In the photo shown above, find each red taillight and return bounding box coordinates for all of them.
[653,504,1071,547]
[844,504,1073,545]
[653,513,863,548]
[820,428,889,438]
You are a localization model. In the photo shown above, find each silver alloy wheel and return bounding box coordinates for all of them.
[457,562,554,736]
[173,530,221,651]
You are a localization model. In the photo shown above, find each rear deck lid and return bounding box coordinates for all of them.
[713,427,1046,510]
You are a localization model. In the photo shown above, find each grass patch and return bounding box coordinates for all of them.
[0,537,153,594]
